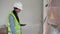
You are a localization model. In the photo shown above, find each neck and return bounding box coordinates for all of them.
[13,10,18,14]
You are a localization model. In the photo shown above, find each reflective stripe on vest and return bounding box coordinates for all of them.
[8,12,22,34]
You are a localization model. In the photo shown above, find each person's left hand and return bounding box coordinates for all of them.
[20,24,26,26]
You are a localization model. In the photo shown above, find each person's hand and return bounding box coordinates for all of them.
[20,24,26,26]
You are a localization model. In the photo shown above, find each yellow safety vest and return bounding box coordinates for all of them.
[8,12,22,34]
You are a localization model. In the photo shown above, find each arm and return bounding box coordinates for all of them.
[20,24,26,26]
[9,16,16,34]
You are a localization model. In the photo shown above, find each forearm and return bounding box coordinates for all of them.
[20,24,26,26]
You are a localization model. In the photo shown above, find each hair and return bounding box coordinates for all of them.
[14,7,18,9]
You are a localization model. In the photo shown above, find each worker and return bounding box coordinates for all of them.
[8,2,26,34]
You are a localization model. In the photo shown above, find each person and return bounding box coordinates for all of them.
[8,2,26,34]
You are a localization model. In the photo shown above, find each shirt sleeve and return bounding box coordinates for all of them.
[9,16,16,34]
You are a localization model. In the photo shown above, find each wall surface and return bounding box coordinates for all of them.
[0,0,43,34]
[43,0,60,34]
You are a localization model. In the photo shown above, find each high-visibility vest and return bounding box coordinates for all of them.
[8,12,22,34]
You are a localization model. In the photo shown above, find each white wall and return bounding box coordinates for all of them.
[0,0,43,34]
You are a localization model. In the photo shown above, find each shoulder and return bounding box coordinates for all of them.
[8,12,13,17]
[8,14,14,19]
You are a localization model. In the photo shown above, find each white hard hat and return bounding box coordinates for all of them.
[13,2,23,10]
